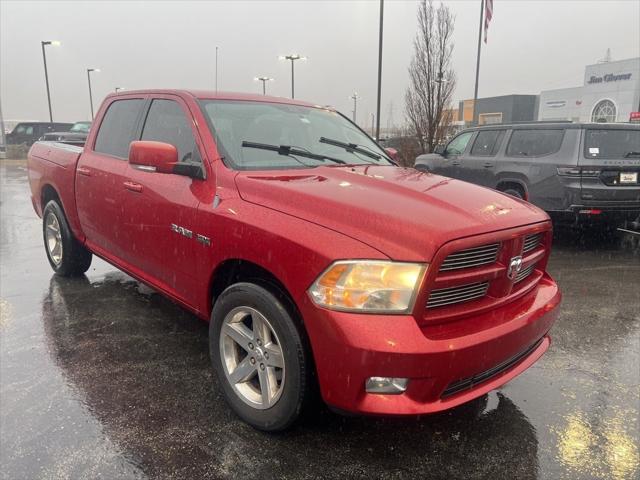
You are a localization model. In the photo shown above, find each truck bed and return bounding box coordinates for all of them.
[28,141,86,241]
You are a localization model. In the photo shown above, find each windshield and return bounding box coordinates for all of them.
[70,122,91,133]
[200,100,392,170]
[584,129,640,159]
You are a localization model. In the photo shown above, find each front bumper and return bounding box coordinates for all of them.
[299,275,561,415]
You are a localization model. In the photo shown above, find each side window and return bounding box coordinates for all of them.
[470,130,506,156]
[94,99,144,159]
[506,129,564,157]
[141,99,199,163]
[446,132,473,155]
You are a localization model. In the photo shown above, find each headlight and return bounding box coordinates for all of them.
[308,261,426,313]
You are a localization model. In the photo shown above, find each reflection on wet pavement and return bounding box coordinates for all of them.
[1,164,638,479]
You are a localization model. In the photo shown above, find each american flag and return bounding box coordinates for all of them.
[484,0,493,43]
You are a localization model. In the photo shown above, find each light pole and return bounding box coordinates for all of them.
[41,40,60,122]
[279,54,306,99]
[375,0,384,140]
[215,46,219,92]
[255,77,273,95]
[350,92,360,123]
[87,68,100,120]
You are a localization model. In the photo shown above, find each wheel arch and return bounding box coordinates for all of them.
[208,259,301,322]
[495,176,529,200]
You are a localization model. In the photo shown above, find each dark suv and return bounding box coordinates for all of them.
[7,122,73,146]
[415,123,640,226]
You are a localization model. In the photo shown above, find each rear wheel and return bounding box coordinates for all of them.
[499,184,525,200]
[210,282,310,431]
[43,201,92,276]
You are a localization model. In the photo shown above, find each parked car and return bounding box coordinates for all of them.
[40,121,91,146]
[28,90,560,431]
[7,122,73,146]
[415,123,640,227]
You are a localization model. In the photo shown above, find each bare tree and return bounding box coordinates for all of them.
[405,0,456,154]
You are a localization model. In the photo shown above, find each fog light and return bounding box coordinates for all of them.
[365,377,409,394]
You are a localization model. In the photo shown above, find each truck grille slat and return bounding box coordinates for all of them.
[515,263,536,283]
[439,243,500,271]
[427,282,489,308]
[522,234,542,253]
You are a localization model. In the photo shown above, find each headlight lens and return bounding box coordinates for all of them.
[308,261,426,313]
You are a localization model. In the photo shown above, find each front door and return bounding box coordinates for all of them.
[440,131,474,179]
[120,96,206,303]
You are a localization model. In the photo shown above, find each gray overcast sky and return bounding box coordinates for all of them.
[1,0,639,127]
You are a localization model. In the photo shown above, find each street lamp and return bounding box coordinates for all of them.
[41,40,61,122]
[255,77,273,95]
[350,92,360,123]
[279,54,306,99]
[86,68,100,120]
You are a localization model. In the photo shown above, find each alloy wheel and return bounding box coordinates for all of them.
[219,306,285,409]
[45,212,63,265]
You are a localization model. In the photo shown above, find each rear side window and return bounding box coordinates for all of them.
[94,99,144,158]
[506,129,564,157]
[141,99,198,163]
[470,130,505,156]
[584,129,640,159]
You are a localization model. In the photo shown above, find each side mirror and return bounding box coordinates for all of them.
[129,140,177,174]
[434,144,446,156]
[384,147,399,161]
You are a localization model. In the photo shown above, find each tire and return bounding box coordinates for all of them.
[500,185,525,200]
[42,200,92,276]
[210,282,310,431]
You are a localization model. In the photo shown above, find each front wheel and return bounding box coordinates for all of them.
[210,282,311,431]
[42,200,92,276]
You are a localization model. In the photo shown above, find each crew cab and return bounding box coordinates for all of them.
[415,123,640,227]
[28,90,560,431]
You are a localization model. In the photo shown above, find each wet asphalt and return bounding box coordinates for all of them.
[0,162,638,480]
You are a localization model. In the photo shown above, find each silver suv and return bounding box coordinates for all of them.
[415,123,640,226]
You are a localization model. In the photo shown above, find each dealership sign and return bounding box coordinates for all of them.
[587,72,632,84]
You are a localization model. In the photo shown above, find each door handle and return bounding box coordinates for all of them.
[123,181,143,193]
[483,162,494,168]
[77,167,91,176]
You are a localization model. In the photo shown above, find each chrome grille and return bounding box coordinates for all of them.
[427,281,489,309]
[523,234,542,254]
[439,243,500,272]
[515,263,536,283]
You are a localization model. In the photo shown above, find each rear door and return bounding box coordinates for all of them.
[76,97,146,259]
[580,127,640,203]
[120,96,206,303]
[459,129,506,186]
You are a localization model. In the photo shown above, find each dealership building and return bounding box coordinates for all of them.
[538,57,640,123]
[456,57,639,126]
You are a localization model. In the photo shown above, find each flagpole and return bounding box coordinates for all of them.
[472,0,484,126]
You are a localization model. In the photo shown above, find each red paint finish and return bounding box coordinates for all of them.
[27,90,561,416]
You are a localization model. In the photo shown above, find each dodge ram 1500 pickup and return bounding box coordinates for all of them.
[28,90,561,431]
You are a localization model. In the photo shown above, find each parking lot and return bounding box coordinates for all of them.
[0,162,638,479]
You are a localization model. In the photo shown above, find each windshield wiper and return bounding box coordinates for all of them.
[624,151,640,158]
[241,141,346,165]
[319,137,381,161]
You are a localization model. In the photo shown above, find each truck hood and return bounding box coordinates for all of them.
[235,165,548,261]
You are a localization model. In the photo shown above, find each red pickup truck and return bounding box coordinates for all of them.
[28,90,561,431]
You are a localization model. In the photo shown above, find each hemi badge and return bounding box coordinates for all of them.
[196,234,211,246]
